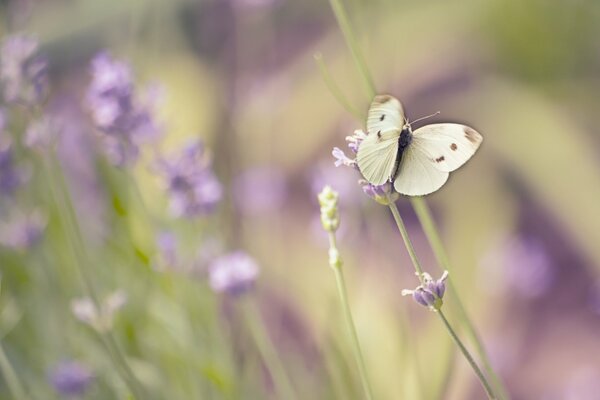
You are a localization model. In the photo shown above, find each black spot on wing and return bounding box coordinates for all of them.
[463,127,479,144]
[379,114,386,121]
[435,156,445,163]
[450,143,457,151]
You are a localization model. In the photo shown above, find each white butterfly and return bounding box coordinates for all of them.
[356,94,483,196]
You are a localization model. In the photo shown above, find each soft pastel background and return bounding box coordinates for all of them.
[1,0,599,399]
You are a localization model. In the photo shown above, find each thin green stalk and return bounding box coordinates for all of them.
[387,200,496,399]
[44,154,146,399]
[314,53,363,120]
[328,0,376,100]
[241,300,298,400]
[386,201,424,279]
[410,197,509,400]
[437,310,495,400]
[327,232,374,400]
[0,341,28,400]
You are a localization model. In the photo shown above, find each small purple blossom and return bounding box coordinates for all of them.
[361,181,398,205]
[0,35,48,105]
[233,167,287,216]
[208,251,259,296]
[332,147,355,168]
[49,361,94,397]
[86,52,161,166]
[158,140,222,218]
[0,210,46,250]
[402,271,449,311]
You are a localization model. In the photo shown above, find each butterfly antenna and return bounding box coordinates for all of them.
[409,111,440,125]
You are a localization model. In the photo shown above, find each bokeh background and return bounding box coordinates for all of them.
[1,0,600,399]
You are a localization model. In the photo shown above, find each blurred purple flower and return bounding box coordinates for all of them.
[562,366,600,400]
[361,181,398,205]
[208,251,259,296]
[0,210,46,250]
[332,147,354,168]
[0,140,25,196]
[49,361,94,397]
[0,35,47,105]
[24,114,63,150]
[479,235,555,299]
[156,231,178,270]
[158,140,222,218]
[86,52,161,166]
[233,167,287,216]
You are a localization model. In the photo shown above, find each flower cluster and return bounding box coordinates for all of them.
[86,52,161,166]
[71,290,127,333]
[0,35,48,105]
[332,129,397,204]
[317,185,340,233]
[158,140,223,218]
[208,251,259,296]
[49,361,94,397]
[402,271,449,311]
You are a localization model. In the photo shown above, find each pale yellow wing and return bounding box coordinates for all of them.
[356,129,400,185]
[411,123,482,172]
[366,95,405,135]
[393,141,449,196]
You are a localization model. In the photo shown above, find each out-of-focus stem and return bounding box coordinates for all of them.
[327,232,374,400]
[0,341,28,400]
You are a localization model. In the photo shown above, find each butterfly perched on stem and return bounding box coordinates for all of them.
[356,95,483,196]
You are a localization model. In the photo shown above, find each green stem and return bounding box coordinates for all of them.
[327,0,376,100]
[327,232,374,400]
[0,341,28,400]
[437,310,495,400]
[242,300,298,400]
[386,200,425,279]
[44,154,146,399]
[410,197,508,400]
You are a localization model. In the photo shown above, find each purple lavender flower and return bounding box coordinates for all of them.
[402,271,449,311]
[332,147,355,168]
[158,140,222,218]
[86,52,161,166]
[233,167,287,216]
[0,210,46,250]
[0,35,47,105]
[154,231,178,272]
[360,181,398,205]
[208,251,259,296]
[49,361,94,397]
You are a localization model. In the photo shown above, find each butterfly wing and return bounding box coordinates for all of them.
[356,129,400,185]
[367,95,405,135]
[411,123,482,172]
[393,142,449,196]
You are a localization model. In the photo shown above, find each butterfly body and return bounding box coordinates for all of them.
[357,95,482,196]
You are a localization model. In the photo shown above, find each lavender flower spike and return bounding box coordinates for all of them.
[402,271,449,311]
[208,251,259,296]
[49,361,94,397]
[158,140,222,218]
[0,35,48,105]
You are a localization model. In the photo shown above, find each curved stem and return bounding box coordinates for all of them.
[241,300,298,400]
[437,310,495,400]
[0,341,29,400]
[410,197,509,400]
[328,233,375,400]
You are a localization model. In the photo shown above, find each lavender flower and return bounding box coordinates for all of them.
[208,251,259,296]
[49,361,94,397]
[332,147,355,168]
[318,185,340,233]
[155,231,178,272]
[158,140,222,218]
[0,210,46,250]
[402,271,449,311]
[233,167,287,216]
[360,181,398,205]
[71,290,127,332]
[86,52,161,166]
[0,35,48,105]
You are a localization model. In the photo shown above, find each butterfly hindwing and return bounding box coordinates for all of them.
[366,95,404,135]
[393,142,449,196]
[411,123,482,172]
[356,129,400,185]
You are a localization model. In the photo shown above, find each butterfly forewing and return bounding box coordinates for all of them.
[366,95,404,135]
[411,123,482,172]
[393,142,449,196]
[356,129,400,185]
